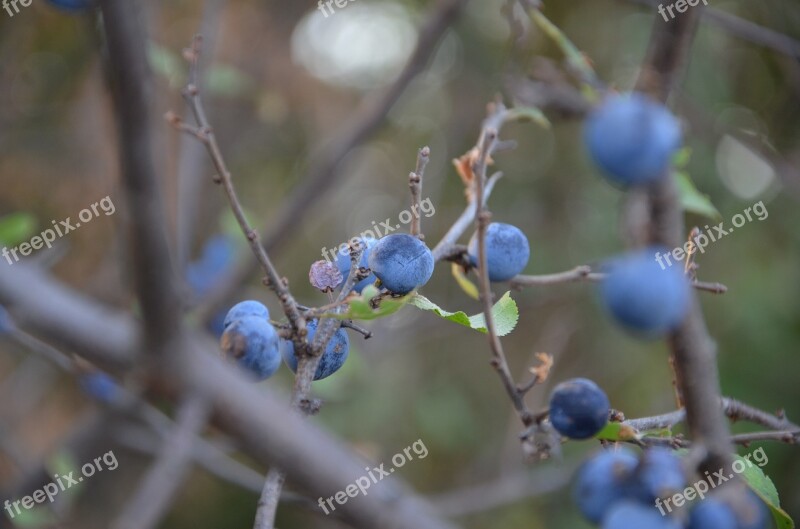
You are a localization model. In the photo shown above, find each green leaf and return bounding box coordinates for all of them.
[147,42,185,88]
[204,65,253,98]
[735,454,794,529]
[672,147,692,169]
[321,285,412,321]
[505,106,551,129]
[451,263,479,300]
[0,212,36,246]
[409,291,519,336]
[10,507,56,528]
[675,171,722,220]
[595,422,641,442]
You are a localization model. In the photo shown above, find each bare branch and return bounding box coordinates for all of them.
[409,146,431,238]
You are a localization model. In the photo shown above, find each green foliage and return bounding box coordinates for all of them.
[323,285,413,321]
[409,291,519,336]
[735,454,794,529]
[0,213,36,246]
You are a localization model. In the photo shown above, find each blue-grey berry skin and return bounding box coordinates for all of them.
[467,223,530,282]
[47,0,93,11]
[223,300,270,330]
[220,316,281,381]
[368,234,434,295]
[688,498,738,529]
[335,236,378,293]
[572,448,639,523]
[585,93,682,186]
[549,378,609,440]
[600,248,690,337]
[736,490,769,529]
[79,372,118,403]
[602,501,682,529]
[281,319,350,380]
[635,447,686,502]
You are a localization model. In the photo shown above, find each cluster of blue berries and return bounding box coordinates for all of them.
[220,300,351,381]
[574,446,768,529]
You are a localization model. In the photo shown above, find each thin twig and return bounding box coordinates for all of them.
[409,146,431,239]
[168,35,308,351]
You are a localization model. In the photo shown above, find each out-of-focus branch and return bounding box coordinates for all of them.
[633,6,734,473]
[99,0,183,357]
[111,396,211,529]
[409,146,431,239]
[195,0,469,322]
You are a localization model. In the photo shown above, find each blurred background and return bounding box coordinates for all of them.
[0,0,799,527]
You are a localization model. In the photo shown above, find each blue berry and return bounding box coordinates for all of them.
[549,377,610,440]
[467,223,530,282]
[281,319,350,381]
[79,372,118,403]
[603,501,681,529]
[186,235,236,296]
[600,248,690,336]
[636,447,686,502]
[585,93,682,186]
[223,300,270,330]
[46,0,94,11]
[572,448,639,523]
[688,498,738,529]
[368,234,434,295]
[736,490,769,529]
[335,236,378,293]
[220,316,281,380]
[0,305,14,334]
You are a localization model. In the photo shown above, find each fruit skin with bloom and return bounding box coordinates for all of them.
[220,316,282,380]
[335,236,378,293]
[467,222,530,282]
[600,247,690,336]
[223,300,270,330]
[548,377,610,440]
[79,372,118,403]
[281,319,350,381]
[602,501,682,529]
[368,233,434,295]
[584,92,682,186]
[572,447,639,523]
[687,498,738,529]
[635,447,687,502]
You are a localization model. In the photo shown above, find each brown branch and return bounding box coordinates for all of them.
[409,146,431,239]
[111,395,211,529]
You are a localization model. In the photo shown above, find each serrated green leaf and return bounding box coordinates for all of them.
[675,171,722,220]
[451,263,479,300]
[0,213,36,246]
[409,291,519,336]
[505,106,551,129]
[322,285,411,321]
[595,422,641,441]
[735,454,794,529]
[205,65,253,98]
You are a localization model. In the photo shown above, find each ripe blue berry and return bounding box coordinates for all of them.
[220,316,281,380]
[736,490,769,529]
[600,248,690,336]
[79,372,118,403]
[281,319,350,380]
[46,0,94,11]
[585,93,681,186]
[636,447,686,502]
[572,448,639,523]
[467,223,530,282]
[186,235,236,296]
[549,377,610,440]
[688,498,738,529]
[335,236,378,293]
[223,300,270,330]
[603,501,681,529]
[368,233,434,295]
